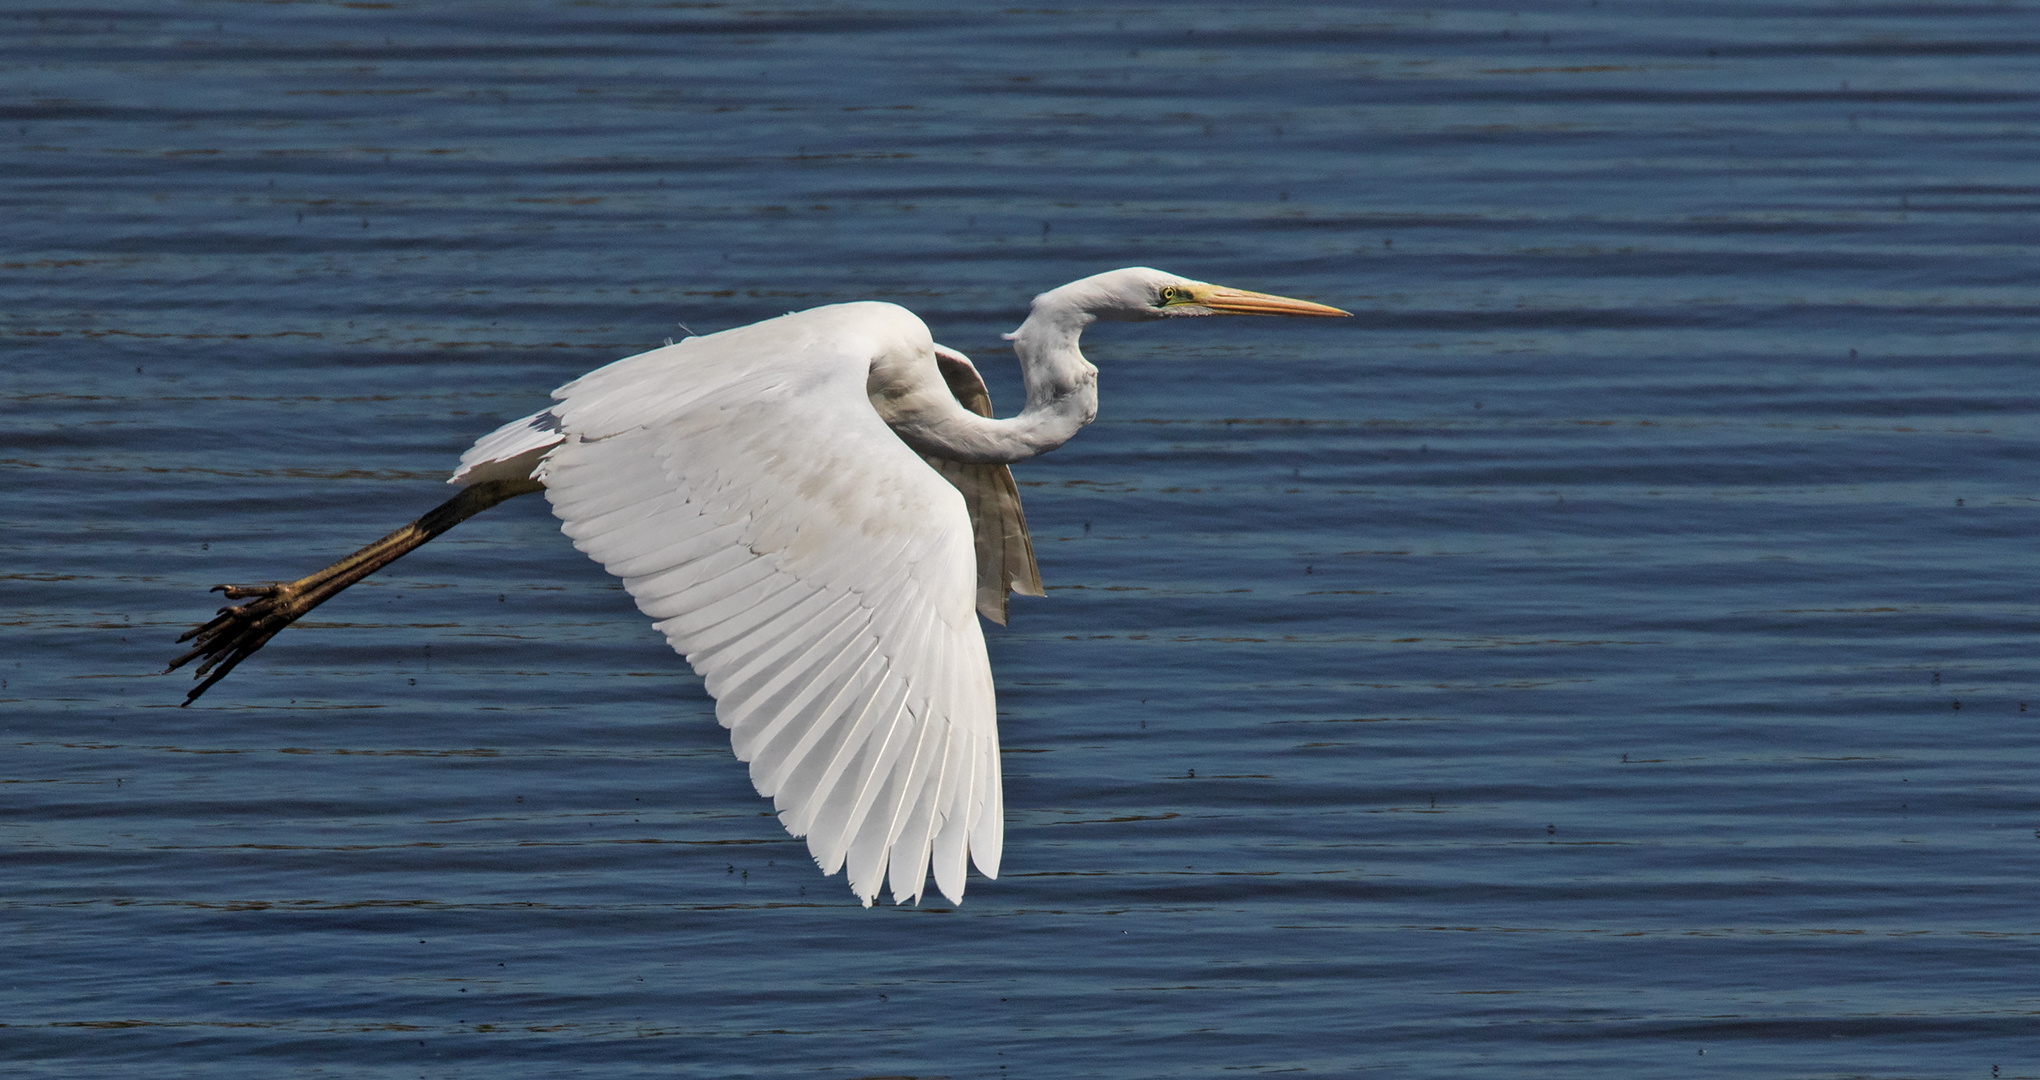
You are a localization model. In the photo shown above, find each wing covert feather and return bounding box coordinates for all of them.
[927,346,1045,623]
[528,304,1003,906]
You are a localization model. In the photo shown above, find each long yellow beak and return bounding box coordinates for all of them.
[1193,286,1351,317]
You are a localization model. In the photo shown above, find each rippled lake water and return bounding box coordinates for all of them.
[7,2,2040,1077]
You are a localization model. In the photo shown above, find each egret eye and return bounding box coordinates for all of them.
[1158,286,1189,306]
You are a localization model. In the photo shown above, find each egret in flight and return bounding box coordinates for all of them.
[168,267,1348,906]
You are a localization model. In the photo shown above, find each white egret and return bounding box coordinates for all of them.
[168,267,1349,906]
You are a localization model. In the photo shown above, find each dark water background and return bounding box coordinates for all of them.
[6,2,2040,1076]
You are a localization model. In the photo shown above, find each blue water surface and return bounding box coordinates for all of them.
[5,2,2039,1077]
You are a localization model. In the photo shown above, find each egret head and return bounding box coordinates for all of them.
[1037,266,1351,322]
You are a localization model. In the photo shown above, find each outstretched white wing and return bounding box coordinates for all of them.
[462,302,1002,906]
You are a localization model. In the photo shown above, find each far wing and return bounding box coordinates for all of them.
[925,345,1046,625]
[521,304,1003,906]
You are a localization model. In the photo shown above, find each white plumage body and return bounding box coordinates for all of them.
[436,269,1347,907]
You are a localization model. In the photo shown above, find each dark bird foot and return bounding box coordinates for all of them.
[166,581,315,705]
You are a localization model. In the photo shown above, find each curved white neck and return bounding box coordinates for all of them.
[878,291,1101,465]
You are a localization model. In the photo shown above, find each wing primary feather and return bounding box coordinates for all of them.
[970,735,1005,878]
[630,546,776,620]
[881,706,948,904]
[753,642,887,804]
[840,708,921,903]
[775,649,905,839]
[815,605,933,839]
[717,592,867,743]
[835,612,955,902]
[803,677,910,878]
[697,587,849,705]
[607,520,748,581]
[864,694,943,903]
[929,728,973,901]
[686,578,831,676]
[643,557,785,634]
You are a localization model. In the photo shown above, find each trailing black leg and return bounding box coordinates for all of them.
[167,478,544,704]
